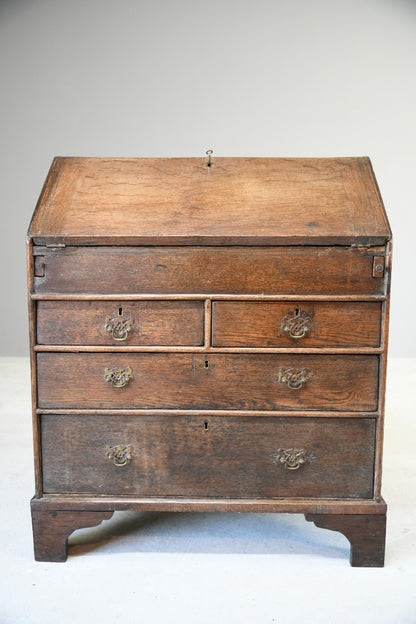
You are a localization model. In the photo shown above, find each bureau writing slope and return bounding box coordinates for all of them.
[27,157,391,565]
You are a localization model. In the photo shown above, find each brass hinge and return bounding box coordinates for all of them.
[373,256,385,278]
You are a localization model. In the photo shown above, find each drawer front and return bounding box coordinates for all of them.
[33,246,386,295]
[41,415,375,498]
[37,353,379,411]
[37,300,204,346]
[212,301,382,348]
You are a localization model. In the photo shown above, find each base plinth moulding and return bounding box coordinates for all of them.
[31,497,386,565]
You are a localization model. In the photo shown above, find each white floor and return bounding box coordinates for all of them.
[0,357,415,624]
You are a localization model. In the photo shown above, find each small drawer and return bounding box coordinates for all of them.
[36,300,204,346]
[41,414,376,498]
[37,352,379,411]
[212,301,382,348]
[33,245,387,295]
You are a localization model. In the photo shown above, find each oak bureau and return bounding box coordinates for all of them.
[27,156,391,565]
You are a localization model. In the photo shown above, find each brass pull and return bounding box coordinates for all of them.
[104,307,135,341]
[277,367,311,390]
[276,448,307,470]
[106,444,135,467]
[104,366,133,388]
[281,308,312,339]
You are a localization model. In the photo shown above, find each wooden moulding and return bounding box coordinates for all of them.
[33,345,384,354]
[373,240,392,500]
[26,238,43,498]
[35,409,380,418]
[204,298,212,348]
[30,293,387,301]
[30,497,386,565]
[31,496,388,515]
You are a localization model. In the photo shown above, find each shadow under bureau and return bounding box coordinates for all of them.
[27,156,391,565]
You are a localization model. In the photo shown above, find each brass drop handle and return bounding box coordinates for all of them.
[106,444,135,466]
[104,307,135,341]
[276,448,307,470]
[281,308,312,339]
[277,367,311,390]
[104,366,134,388]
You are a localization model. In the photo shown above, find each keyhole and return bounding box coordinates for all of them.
[294,307,299,315]
[118,307,123,316]
[204,421,209,431]
[204,360,210,369]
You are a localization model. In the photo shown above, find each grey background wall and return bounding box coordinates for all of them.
[1,0,415,356]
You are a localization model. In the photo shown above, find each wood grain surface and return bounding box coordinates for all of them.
[37,300,204,346]
[28,157,391,245]
[27,156,391,565]
[31,509,114,562]
[305,512,386,566]
[36,352,379,411]
[33,245,387,295]
[41,415,376,499]
[31,495,387,515]
[212,301,382,347]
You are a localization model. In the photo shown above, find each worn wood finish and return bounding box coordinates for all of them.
[31,293,387,301]
[31,495,387,515]
[36,352,379,411]
[36,300,204,346]
[31,507,114,562]
[34,346,384,354]
[41,415,376,499]
[204,298,212,347]
[28,157,391,246]
[28,156,391,565]
[36,409,381,418]
[374,240,393,500]
[33,246,387,296]
[305,513,386,566]
[26,238,42,497]
[30,496,386,564]
[212,301,382,348]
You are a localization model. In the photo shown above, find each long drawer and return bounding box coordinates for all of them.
[212,301,382,348]
[33,246,387,295]
[41,414,376,498]
[37,353,379,411]
[36,300,204,346]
